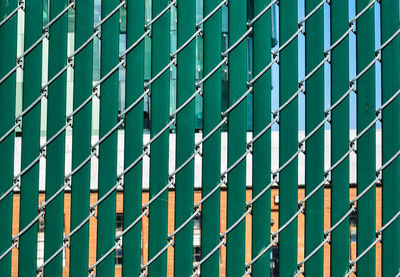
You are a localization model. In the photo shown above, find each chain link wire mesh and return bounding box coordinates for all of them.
[0,0,399,276]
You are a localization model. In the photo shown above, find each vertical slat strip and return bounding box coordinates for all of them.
[148,0,170,275]
[0,1,17,275]
[70,1,93,276]
[201,0,222,275]
[251,0,272,275]
[44,0,68,274]
[356,0,375,275]
[226,0,247,275]
[174,0,195,275]
[330,0,350,275]
[18,0,43,275]
[122,0,145,275]
[18,0,43,277]
[278,0,298,275]
[381,0,400,275]
[96,0,119,275]
[304,0,324,275]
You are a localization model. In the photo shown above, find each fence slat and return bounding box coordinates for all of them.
[226,0,247,275]
[251,0,272,276]
[381,0,400,275]
[96,0,119,275]
[279,0,298,275]
[304,0,324,275]
[174,0,196,275]
[18,0,43,277]
[330,0,350,275]
[356,0,376,275]
[44,0,68,274]
[0,1,17,275]
[201,0,222,275]
[122,0,145,276]
[18,1,43,275]
[70,1,93,276]
[148,0,170,275]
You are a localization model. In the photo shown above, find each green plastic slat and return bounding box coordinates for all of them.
[122,0,144,276]
[201,0,222,275]
[330,0,350,275]
[18,0,43,276]
[356,0,375,275]
[304,0,324,275]
[174,0,195,275]
[96,0,119,275]
[70,1,93,276]
[226,0,247,275]
[278,0,298,275]
[251,0,272,276]
[381,0,400,275]
[0,1,17,275]
[148,0,170,275]
[44,0,68,275]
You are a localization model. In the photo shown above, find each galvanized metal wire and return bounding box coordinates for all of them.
[0,0,399,276]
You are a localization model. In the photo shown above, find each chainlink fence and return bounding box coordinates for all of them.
[0,0,400,276]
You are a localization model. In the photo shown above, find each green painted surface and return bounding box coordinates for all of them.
[70,1,93,276]
[226,0,247,276]
[0,1,17,275]
[122,0,145,276]
[201,0,222,275]
[148,0,170,275]
[1,2,397,276]
[278,0,298,275]
[330,0,350,275]
[18,1,42,276]
[96,0,119,275]
[251,0,271,276]
[44,0,68,275]
[174,0,195,276]
[304,0,324,275]
[18,1,43,277]
[356,0,375,275]
[381,0,400,275]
